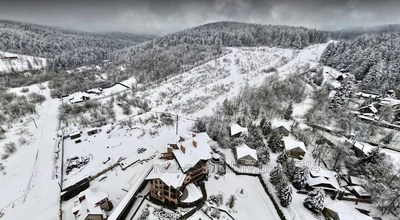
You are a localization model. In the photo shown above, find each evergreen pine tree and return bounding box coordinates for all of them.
[226,195,236,208]
[268,131,284,153]
[279,185,293,207]
[261,119,272,137]
[284,102,293,120]
[304,188,325,213]
[293,166,309,189]
[270,164,283,186]
[277,151,290,164]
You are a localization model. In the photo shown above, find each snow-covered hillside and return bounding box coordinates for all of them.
[0,51,46,73]
[0,43,329,220]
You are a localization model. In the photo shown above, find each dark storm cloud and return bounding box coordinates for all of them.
[0,0,399,35]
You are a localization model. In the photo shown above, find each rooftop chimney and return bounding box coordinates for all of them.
[193,140,197,148]
[179,136,185,142]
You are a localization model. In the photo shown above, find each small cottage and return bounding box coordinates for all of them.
[282,136,306,159]
[230,123,248,137]
[235,143,258,166]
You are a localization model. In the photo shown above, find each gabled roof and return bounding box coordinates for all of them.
[347,140,375,155]
[146,159,186,189]
[72,190,107,220]
[348,185,370,197]
[236,143,258,161]
[230,123,248,136]
[282,136,306,152]
[357,104,378,114]
[309,167,340,190]
[173,132,213,173]
[325,201,373,220]
[348,176,364,186]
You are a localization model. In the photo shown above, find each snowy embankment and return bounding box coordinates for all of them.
[0,51,47,73]
[0,83,60,220]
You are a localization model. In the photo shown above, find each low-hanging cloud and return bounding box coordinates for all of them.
[0,0,399,35]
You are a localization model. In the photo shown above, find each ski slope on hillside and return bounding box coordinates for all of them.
[0,51,46,73]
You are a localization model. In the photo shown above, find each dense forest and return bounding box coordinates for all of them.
[0,20,153,70]
[329,24,400,40]
[152,21,328,49]
[321,32,400,92]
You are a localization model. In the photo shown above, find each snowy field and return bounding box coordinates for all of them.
[205,167,281,220]
[0,51,46,73]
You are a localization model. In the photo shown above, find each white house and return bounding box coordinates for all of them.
[282,136,306,159]
[230,123,248,137]
[235,143,258,166]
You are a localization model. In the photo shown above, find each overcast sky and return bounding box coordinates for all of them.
[1,0,400,35]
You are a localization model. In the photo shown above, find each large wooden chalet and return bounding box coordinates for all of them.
[146,132,212,207]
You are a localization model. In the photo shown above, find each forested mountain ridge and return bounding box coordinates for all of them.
[151,21,328,49]
[0,20,154,70]
[329,24,400,40]
[320,32,400,92]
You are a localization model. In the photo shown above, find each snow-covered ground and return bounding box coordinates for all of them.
[0,51,46,73]
[206,166,281,220]
[2,42,353,220]
[0,83,60,220]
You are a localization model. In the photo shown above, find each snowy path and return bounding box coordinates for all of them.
[1,94,61,220]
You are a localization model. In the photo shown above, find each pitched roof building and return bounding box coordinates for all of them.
[146,132,212,206]
[235,143,258,166]
[282,136,306,159]
[230,123,248,137]
[323,201,373,220]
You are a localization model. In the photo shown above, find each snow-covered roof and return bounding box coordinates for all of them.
[380,97,400,106]
[357,104,378,114]
[78,190,108,206]
[72,190,108,220]
[309,167,340,190]
[86,88,102,94]
[348,176,364,186]
[348,185,370,197]
[236,143,258,161]
[347,140,375,155]
[355,92,379,99]
[325,201,373,220]
[230,123,248,136]
[308,176,340,190]
[180,183,203,203]
[146,159,186,189]
[173,132,213,173]
[282,136,306,152]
